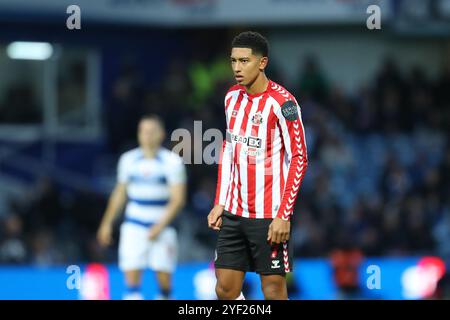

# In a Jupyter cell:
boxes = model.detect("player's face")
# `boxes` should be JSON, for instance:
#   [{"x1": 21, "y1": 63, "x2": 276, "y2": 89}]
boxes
[
  {"x1": 230, "y1": 47, "x2": 267, "y2": 86},
  {"x1": 138, "y1": 119, "x2": 165, "y2": 149}
]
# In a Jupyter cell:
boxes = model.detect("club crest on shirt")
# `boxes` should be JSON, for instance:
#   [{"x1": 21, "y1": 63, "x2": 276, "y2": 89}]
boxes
[{"x1": 251, "y1": 111, "x2": 263, "y2": 125}]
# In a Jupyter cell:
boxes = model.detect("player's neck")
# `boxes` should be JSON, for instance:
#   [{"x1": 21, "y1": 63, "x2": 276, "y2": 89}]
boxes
[
  {"x1": 245, "y1": 73, "x2": 269, "y2": 96},
  {"x1": 141, "y1": 147, "x2": 158, "y2": 158}
]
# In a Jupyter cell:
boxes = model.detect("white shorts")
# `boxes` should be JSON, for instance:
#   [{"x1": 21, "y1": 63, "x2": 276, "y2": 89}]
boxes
[{"x1": 118, "y1": 222, "x2": 178, "y2": 273}]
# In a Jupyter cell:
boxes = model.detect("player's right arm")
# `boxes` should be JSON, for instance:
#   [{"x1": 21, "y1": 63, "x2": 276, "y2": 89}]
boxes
[
  {"x1": 208, "y1": 138, "x2": 232, "y2": 231},
  {"x1": 97, "y1": 153, "x2": 130, "y2": 247},
  {"x1": 97, "y1": 182, "x2": 127, "y2": 247},
  {"x1": 209, "y1": 92, "x2": 234, "y2": 231}
]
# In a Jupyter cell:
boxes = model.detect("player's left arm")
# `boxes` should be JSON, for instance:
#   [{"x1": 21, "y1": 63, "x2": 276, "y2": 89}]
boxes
[
  {"x1": 148, "y1": 157, "x2": 187, "y2": 240},
  {"x1": 268, "y1": 98, "x2": 308, "y2": 244}
]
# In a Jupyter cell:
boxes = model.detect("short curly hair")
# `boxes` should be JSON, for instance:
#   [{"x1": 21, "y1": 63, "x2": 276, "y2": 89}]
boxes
[{"x1": 231, "y1": 31, "x2": 269, "y2": 57}]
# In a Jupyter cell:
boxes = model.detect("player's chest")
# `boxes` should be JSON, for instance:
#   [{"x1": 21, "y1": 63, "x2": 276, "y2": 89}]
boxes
[
  {"x1": 226, "y1": 95, "x2": 276, "y2": 135},
  {"x1": 129, "y1": 160, "x2": 166, "y2": 181},
  {"x1": 226, "y1": 97, "x2": 277, "y2": 157}
]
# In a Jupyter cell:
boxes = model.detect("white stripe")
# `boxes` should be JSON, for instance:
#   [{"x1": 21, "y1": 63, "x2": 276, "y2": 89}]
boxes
[
  {"x1": 277, "y1": 100, "x2": 291, "y2": 197},
  {"x1": 255, "y1": 97, "x2": 274, "y2": 218},
  {"x1": 271, "y1": 123, "x2": 281, "y2": 218},
  {"x1": 240, "y1": 96, "x2": 261, "y2": 218},
  {"x1": 232, "y1": 94, "x2": 248, "y2": 137},
  {"x1": 282, "y1": 155, "x2": 288, "y2": 191},
  {"x1": 277, "y1": 117, "x2": 292, "y2": 160},
  {"x1": 292, "y1": 97, "x2": 307, "y2": 157},
  {"x1": 220, "y1": 90, "x2": 240, "y2": 207},
  {"x1": 127, "y1": 184, "x2": 169, "y2": 201},
  {"x1": 230, "y1": 94, "x2": 248, "y2": 214},
  {"x1": 230, "y1": 161, "x2": 240, "y2": 214},
  {"x1": 225, "y1": 89, "x2": 240, "y2": 105},
  {"x1": 283, "y1": 242, "x2": 290, "y2": 272},
  {"x1": 272, "y1": 97, "x2": 292, "y2": 160},
  {"x1": 239, "y1": 156, "x2": 249, "y2": 217},
  {"x1": 225, "y1": 90, "x2": 241, "y2": 123},
  {"x1": 125, "y1": 202, "x2": 166, "y2": 223},
  {"x1": 218, "y1": 141, "x2": 233, "y2": 205},
  {"x1": 225, "y1": 163, "x2": 235, "y2": 211}
]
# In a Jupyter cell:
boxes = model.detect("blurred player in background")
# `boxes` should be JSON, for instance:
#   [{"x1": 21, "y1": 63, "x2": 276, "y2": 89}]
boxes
[
  {"x1": 97, "y1": 115, "x2": 187, "y2": 300},
  {"x1": 208, "y1": 31, "x2": 308, "y2": 300}
]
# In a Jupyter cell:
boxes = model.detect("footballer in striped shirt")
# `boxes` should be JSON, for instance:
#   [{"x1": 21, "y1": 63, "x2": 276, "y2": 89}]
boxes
[{"x1": 208, "y1": 31, "x2": 308, "y2": 300}]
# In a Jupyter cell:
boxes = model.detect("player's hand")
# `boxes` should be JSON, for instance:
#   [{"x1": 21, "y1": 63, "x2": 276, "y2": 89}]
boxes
[
  {"x1": 148, "y1": 224, "x2": 164, "y2": 240},
  {"x1": 267, "y1": 218, "x2": 290, "y2": 244},
  {"x1": 97, "y1": 223, "x2": 113, "y2": 247},
  {"x1": 207, "y1": 205, "x2": 224, "y2": 231}
]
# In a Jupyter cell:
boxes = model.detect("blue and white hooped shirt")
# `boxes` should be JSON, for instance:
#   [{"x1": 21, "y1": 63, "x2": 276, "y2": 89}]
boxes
[{"x1": 118, "y1": 147, "x2": 186, "y2": 227}]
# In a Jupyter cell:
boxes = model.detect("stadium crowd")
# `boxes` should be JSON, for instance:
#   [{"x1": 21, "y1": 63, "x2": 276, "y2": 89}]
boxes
[{"x1": 0, "y1": 53, "x2": 449, "y2": 269}]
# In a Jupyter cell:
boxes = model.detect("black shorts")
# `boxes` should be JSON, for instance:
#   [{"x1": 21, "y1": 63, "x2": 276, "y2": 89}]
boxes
[{"x1": 214, "y1": 211, "x2": 294, "y2": 275}]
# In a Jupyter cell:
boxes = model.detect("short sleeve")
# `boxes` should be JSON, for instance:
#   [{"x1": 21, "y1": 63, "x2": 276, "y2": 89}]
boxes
[
  {"x1": 117, "y1": 155, "x2": 129, "y2": 184},
  {"x1": 166, "y1": 155, "x2": 187, "y2": 185}
]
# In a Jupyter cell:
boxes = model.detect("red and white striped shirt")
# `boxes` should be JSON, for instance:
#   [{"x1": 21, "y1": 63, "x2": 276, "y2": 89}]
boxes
[{"x1": 214, "y1": 80, "x2": 308, "y2": 221}]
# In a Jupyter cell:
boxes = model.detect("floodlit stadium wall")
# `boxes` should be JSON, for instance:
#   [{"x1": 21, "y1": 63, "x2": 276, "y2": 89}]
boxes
[{"x1": 268, "y1": 30, "x2": 445, "y2": 93}]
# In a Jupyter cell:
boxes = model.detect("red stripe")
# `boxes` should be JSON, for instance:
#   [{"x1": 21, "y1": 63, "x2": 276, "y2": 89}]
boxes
[
  {"x1": 228, "y1": 93, "x2": 243, "y2": 131},
  {"x1": 235, "y1": 97, "x2": 253, "y2": 217},
  {"x1": 264, "y1": 112, "x2": 275, "y2": 219},
  {"x1": 225, "y1": 163, "x2": 235, "y2": 213},
  {"x1": 279, "y1": 150, "x2": 285, "y2": 219},
  {"x1": 234, "y1": 147, "x2": 242, "y2": 216},
  {"x1": 215, "y1": 94, "x2": 239, "y2": 206},
  {"x1": 226, "y1": 93, "x2": 244, "y2": 215},
  {"x1": 225, "y1": 163, "x2": 234, "y2": 212},
  {"x1": 225, "y1": 95, "x2": 232, "y2": 110},
  {"x1": 247, "y1": 96, "x2": 267, "y2": 218},
  {"x1": 296, "y1": 112, "x2": 308, "y2": 202},
  {"x1": 278, "y1": 119, "x2": 298, "y2": 219},
  {"x1": 277, "y1": 113, "x2": 307, "y2": 220},
  {"x1": 214, "y1": 141, "x2": 226, "y2": 204},
  {"x1": 226, "y1": 147, "x2": 238, "y2": 214},
  {"x1": 277, "y1": 122, "x2": 285, "y2": 219}
]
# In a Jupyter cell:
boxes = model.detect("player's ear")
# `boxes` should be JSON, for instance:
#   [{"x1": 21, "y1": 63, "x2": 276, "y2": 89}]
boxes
[{"x1": 259, "y1": 56, "x2": 268, "y2": 71}]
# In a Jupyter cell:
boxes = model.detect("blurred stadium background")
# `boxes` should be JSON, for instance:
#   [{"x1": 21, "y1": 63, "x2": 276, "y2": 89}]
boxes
[{"x1": 0, "y1": 0, "x2": 449, "y2": 300}]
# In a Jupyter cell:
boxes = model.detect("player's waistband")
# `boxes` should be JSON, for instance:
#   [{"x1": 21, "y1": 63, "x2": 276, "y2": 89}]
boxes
[
  {"x1": 128, "y1": 198, "x2": 168, "y2": 206},
  {"x1": 123, "y1": 217, "x2": 175, "y2": 230},
  {"x1": 124, "y1": 217, "x2": 155, "y2": 228}
]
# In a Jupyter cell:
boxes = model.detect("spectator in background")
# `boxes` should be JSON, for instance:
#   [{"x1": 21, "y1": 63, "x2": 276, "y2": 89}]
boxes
[
  {"x1": 106, "y1": 62, "x2": 144, "y2": 153},
  {"x1": 58, "y1": 61, "x2": 87, "y2": 126},
  {"x1": 330, "y1": 234, "x2": 363, "y2": 300},
  {"x1": 297, "y1": 55, "x2": 329, "y2": 103},
  {"x1": 29, "y1": 228, "x2": 62, "y2": 266},
  {"x1": 28, "y1": 176, "x2": 64, "y2": 230},
  {"x1": 380, "y1": 157, "x2": 412, "y2": 203},
  {"x1": 2, "y1": 41, "x2": 450, "y2": 269},
  {"x1": 0, "y1": 84, "x2": 41, "y2": 124},
  {"x1": 375, "y1": 57, "x2": 405, "y2": 99},
  {"x1": 435, "y1": 62, "x2": 450, "y2": 109},
  {"x1": 0, "y1": 214, "x2": 27, "y2": 264},
  {"x1": 353, "y1": 87, "x2": 378, "y2": 134}
]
